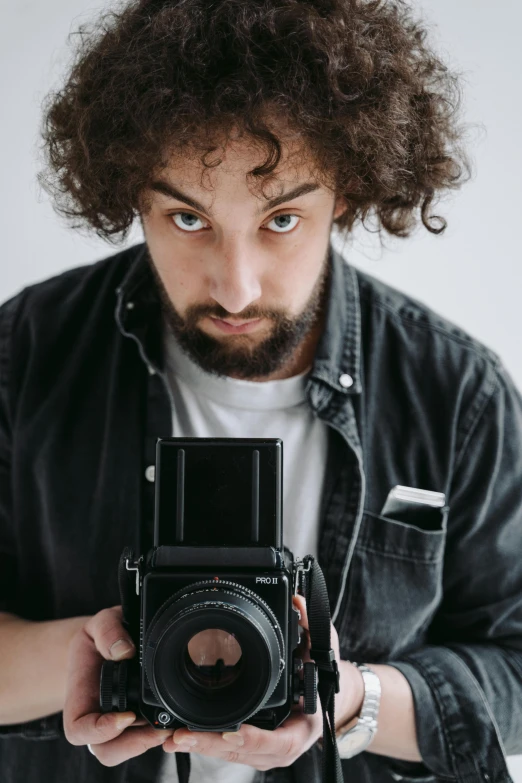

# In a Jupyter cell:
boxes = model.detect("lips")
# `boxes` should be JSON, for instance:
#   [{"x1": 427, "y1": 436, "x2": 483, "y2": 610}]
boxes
[
  {"x1": 208, "y1": 317, "x2": 263, "y2": 334},
  {"x1": 221, "y1": 318, "x2": 255, "y2": 327}
]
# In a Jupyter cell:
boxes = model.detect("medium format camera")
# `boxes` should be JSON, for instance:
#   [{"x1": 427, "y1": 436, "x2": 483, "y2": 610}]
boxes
[{"x1": 100, "y1": 437, "x2": 320, "y2": 732}]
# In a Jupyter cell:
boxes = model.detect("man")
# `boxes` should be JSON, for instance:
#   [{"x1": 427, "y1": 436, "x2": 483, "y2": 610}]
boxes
[{"x1": 1, "y1": 0, "x2": 522, "y2": 782}]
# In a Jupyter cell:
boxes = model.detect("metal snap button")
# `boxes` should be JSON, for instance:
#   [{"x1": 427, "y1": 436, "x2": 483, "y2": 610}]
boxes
[
  {"x1": 339, "y1": 373, "x2": 354, "y2": 389},
  {"x1": 145, "y1": 465, "x2": 155, "y2": 482}
]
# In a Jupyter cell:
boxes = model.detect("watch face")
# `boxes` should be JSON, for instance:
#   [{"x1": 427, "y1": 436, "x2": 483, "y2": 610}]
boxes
[{"x1": 338, "y1": 727, "x2": 373, "y2": 757}]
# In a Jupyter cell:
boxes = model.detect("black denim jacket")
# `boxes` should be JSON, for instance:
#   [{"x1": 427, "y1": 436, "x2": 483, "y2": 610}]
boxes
[{"x1": 1, "y1": 241, "x2": 521, "y2": 783}]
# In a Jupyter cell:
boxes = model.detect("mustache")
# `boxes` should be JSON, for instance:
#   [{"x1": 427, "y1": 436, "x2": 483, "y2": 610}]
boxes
[{"x1": 184, "y1": 302, "x2": 287, "y2": 325}]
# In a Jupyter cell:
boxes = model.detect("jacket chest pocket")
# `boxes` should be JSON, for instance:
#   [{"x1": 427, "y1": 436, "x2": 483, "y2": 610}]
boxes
[{"x1": 337, "y1": 509, "x2": 447, "y2": 661}]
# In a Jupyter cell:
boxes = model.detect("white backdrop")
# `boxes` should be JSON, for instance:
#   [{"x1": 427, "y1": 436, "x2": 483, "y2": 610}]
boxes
[{"x1": 1, "y1": 0, "x2": 521, "y2": 778}]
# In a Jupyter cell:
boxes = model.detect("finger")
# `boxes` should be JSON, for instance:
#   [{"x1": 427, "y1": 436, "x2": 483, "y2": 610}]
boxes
[
  {"x1": 84, "y1": 605, "x2": 136, "y2": 662},
  {"x1": 330, "y1": 621, "x2": 341, "y2": 659},
  {"x1": 64, "y1": 606, "x2": 137, "y2": 747},
  {"x1": 88, "y1": 725, "x2": 173, "y2": 767},
  {"x1": 293, "y1": 594, "x2": 342, "y2": 666},
  {"x1": 293, "y1": 595, "x2": 341, "y2": 661},
  {"x1": 166, "y1": 713, "x2": 319, "y2": 759},
  {"x1": 163, "y1": 746, "x2": 292, "y2": 772},
  {"x1": 292, "y1": 594, "x2": 308, "y2": 630},
  {"x1": 63, "y1": 625, "x2": 137, "y2": 746}
]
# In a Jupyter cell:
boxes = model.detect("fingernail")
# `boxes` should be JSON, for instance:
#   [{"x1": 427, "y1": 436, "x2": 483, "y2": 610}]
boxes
[
  {"x1": 115, "y1": 714, "x2": 136, "y2": 731},
  {"x1": 222, "y1": 732, "x2": 244, "y2": 746},
  {"x1": 174, "y1": 735, "x2": 197, "y2": 746},
  {"x1": 110, "y1": 639, "x2": 135, "y2": 660}
]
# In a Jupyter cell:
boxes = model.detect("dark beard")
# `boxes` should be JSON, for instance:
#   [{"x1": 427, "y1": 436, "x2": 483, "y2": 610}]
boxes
[{"x1": 144, "y1": 246, "x2": 331, "y2": 380}]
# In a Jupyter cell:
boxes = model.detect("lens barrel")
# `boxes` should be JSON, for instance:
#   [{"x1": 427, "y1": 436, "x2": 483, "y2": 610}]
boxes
[{"x1": 144, "y1": 581, "x2": 285, "y2": 729}]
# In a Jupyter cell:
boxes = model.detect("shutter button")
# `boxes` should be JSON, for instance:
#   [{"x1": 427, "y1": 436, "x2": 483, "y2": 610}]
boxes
[
  {"x1": 339, "y1": 373, "x2": 354, "y2": 389},
  {"x1": 145, "y1": 465, "x2": 155, "y2": 482}
]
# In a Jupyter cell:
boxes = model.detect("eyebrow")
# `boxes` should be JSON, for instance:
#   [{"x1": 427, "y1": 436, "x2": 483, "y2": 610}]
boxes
[{"x1": 149, "y1": 180, "x2": 321, "y2": 217}]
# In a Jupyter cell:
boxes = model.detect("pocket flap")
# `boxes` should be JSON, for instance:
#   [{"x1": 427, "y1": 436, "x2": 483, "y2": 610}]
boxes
[{"x1": 378, "y1": 500, "x2": 449, "y2": 532}]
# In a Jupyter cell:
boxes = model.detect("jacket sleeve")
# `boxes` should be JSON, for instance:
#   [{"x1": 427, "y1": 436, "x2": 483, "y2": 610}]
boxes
[
  {"x1": 383, "y1": 356, "x2": 522, "y2": 783},
  {"x1": 0, "y1": 294, "x2": 63, "y2": 741},
  {"x1": 0, "y1": 296, "x2": 16, "y2": 614}
]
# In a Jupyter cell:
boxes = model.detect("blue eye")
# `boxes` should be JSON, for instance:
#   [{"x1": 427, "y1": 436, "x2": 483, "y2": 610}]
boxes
[
  {"x1": 172, "y1": 212, "x2": 206, "y2": 232},
  {"x1": 266, "y1": 214, "x2": 300, "y2": 233},
  {"x1": 170, "y1": 211, "x2": 300, "y2": 234}
]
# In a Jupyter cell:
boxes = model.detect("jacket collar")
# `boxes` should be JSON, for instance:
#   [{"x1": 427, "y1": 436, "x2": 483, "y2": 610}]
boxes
[
  {"x1": 114, "y1": 240, "x2": 362, "y2": 395},
  {"x1": 310, "y1": 242, "x2": 362, "y2": 395},
  {"x1": 115, "y1": 242, "x2": 155, "y2": 311}
]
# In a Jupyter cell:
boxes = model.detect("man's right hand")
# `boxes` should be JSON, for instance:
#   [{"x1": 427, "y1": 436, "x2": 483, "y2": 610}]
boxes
[{"x1": 63, "y1": 605, "x2": 173, "y2": 766}]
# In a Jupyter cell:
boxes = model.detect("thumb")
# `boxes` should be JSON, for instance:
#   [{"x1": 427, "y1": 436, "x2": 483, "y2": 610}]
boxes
[{"x1": 292, "y1": 594, "x2": 309, "y2": 630}]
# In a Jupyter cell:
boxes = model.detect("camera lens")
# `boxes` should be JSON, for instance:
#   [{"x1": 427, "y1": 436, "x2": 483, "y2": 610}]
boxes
[
  {"x1": 185, "y1": 629, "x2": 243, "y2": 689},
  {"x1": 144, "y1": 581, "x2": 284, "y2": 729}
]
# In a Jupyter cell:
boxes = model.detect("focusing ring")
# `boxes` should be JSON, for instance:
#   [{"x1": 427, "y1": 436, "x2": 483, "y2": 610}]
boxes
[
  {"x1": 99, "y1": 660, "x2": 128, "y2": 713},
  {"x1": 150, "y1": 579, "x2": 281, "y2": 631},
  {"x1": 117, "y1": 660, "x2": 128, "y2": 711},
  {"x1": 100, "y1": 661, "x2": 115, "y2": 712},
  {"x1": 302, "y1": 661, "x2": 318, "y2": 714}
]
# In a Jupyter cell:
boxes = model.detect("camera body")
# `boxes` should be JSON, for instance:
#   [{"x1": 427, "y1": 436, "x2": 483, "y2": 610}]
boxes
[{"x1": 100, "y1": 438, "x2": 316, "y2": 733}]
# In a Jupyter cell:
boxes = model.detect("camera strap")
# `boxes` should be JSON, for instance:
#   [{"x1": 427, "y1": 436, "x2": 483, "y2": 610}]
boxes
[{"x1": 302, "y1": 554, "x2": 345, "y2": 783}]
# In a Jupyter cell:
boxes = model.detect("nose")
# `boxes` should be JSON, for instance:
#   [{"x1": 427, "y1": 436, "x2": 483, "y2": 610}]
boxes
[{"x1": 207, "y1": 243, "x2": 262, "y2": 314}]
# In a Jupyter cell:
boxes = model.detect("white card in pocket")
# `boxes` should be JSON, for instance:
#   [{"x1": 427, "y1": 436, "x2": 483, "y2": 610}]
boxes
[{"x1": 380, "y1": 485, "x2": 447, "y2": 531}]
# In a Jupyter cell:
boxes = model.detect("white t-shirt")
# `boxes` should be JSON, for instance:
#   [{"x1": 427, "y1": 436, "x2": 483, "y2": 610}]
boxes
[{"x1": 159, "y1": 326, "x2": 329, "y2": 783}]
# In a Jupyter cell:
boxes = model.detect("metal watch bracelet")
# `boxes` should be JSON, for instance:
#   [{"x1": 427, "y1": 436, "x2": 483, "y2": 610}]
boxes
[{"x1": 335, "y1": 663, "x2": 382, "y2": 759}]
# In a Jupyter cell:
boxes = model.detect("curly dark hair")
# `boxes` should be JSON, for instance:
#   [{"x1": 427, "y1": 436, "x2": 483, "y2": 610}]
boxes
[{"x1": 37, "y1": 0, "x2": 471, "y2": 244}]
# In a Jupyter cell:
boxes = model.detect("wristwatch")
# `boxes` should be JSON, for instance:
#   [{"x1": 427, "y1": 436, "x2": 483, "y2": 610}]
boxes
[{"x1": 336, "y1": 663, "x2": 381, "y2": 759}]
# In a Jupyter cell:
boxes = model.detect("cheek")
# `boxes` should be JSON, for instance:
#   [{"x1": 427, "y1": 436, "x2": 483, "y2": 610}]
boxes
[
  {"x1": 156, "y1": 248, "x2": 202, "y2": 293},
  {"x1": 144, "y1": 215, "x2": 196, "y2": 281},
  {"x1": 274, "y1": 253, "x2": 323, "y2": 306}
]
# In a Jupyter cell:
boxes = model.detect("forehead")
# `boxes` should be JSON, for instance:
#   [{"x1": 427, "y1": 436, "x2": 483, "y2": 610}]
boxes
[{"x1": 158, "y1": 133, "x2": 329, "y2": 203}]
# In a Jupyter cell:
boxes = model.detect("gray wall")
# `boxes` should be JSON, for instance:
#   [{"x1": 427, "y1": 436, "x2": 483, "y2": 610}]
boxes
[{"x1": 1, "y1": 0, "x2": 521, "y2": 777}]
